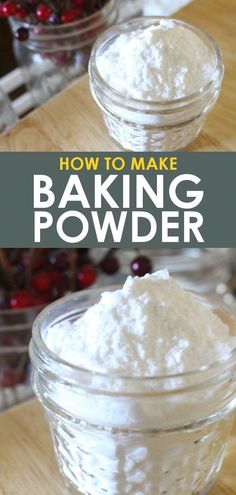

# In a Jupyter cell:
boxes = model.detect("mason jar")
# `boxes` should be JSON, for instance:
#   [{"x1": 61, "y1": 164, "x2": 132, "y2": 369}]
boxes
[
  {"x1": 30, "y1": 288, "x2": 236, "y2": 495},
  {"x1": 10, "y1": 0, "x2": 118, "y2": 106},
  {"x1": 89, "y1": 17, "x2": 224, "y2": 151}
]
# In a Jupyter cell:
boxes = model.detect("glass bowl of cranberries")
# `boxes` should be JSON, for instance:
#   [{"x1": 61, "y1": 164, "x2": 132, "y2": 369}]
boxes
[
  {"x1": 0, "y1": 248, "x2": 66, "y2": 410},
  {"x1": 4, "y1": 0, "x2": 119, "y2": 105},
  {"x1": 0, "y1": 247, "x2": 124, "y2": 410}
]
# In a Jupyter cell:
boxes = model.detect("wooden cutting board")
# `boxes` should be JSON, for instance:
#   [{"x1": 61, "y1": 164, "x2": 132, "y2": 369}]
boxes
[
  {"x1": 0, "y1": 399, "x2": 236, "y2": 495},
  {"x1": 0, "y1": 0, "x2": 235, "y2": 152}
]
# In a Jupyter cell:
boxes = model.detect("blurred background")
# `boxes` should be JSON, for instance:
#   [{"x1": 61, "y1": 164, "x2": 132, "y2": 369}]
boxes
[
  {"x1": 0, "y1": 0, "x2": 192, "y2": 131},
  {"x1": 0, "y1": 1, "x2": 235, "y2": 413},
  {"x1": 0, "y1": 247, "x2": 235, "y2": 413}
]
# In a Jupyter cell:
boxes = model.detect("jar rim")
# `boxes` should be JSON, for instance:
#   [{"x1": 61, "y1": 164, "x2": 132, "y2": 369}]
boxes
[
  {"x1": 31, "y1": 286, "x2": 236, "y2": 390},
  {"x1": 10, "y1": 0, "x2": 117, "y2": 38},
  {"x1": 89, "y1": 16, "x2": 224, "y2": 108}
]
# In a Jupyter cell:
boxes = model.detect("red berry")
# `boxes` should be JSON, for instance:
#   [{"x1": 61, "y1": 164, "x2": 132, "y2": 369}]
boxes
[
  {"x1": 22, "y1": 249, "x2": 44, "y2": 271},
  {"x1": 61, "y1": 7, "x2": 81, "y2": 23},
  {"x1": 73, "y1": 0, "x2": 85, "y2": 7},
  {"x1": 36, "y1": 3, "x2": 52, "y2": 21},
  {"x1": 77, "y1": 265, "x2": 97, "y2": 288},
  {"x1": 15, "y1": 4, "x2": 27, "y2": 18},
  {"x1": 1, "y1": 2, "x2": 18, "y2": 16},
  {"x1": 49, "y1": 269, "x2": 62, "y2": 288},
  {"x1": 32, "y1": 270, "x2": 51, "y2": 293},
  {"x1": 10, "y1": 290, "x2": 34, "y2": 309},
  {"x1": 101, "y1": 256, "x2": 120, "y2": 275},
  {"x1": 131, "y1": 256, "x2": 152, "y2": 277}
]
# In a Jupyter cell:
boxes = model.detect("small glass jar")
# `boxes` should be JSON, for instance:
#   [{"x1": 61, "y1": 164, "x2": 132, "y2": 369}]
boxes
[
  {"x1": 10, "y1": 0, "x2": 118, "y2": 106},
  {"x1": 30, "y1": 289, "x2": 236, "y2": 495},
  {"x1": 89, "y1": 17, "x2": 224, "y2": 151}
]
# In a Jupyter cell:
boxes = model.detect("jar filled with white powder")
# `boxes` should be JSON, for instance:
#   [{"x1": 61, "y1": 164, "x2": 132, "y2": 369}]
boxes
[
  {"x1": 89, "y1": 17, "x2": 224, "y2": 151},
  {"x1": 30, "y1": 270, "x2": 236, "y2": 495}
]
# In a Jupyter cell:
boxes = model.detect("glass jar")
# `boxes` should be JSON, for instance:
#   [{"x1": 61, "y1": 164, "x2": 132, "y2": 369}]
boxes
[
  {"x1": 10, "y1": 0, "x2": 118, "y2": 106},
  {"x1": 30, "y1": 289, "x2": 236, "y2": 495},
  {"x1": 0, "y1": 303, "x2": 45, "y2": 411},
  {"x1": 89, "y1": 17, "x2": 224, "y2": 151}
]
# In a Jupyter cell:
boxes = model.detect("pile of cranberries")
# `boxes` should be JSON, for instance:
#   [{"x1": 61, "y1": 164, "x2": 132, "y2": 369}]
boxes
[
  {"x1": 0, "y1": 0, "x2": 108, "y2": 41},
  {"x1": 0, "y1": 248, "x2": 152, "y2": 311}
]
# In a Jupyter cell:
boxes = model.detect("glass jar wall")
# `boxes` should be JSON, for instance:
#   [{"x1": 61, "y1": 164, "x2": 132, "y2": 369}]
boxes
[{"x1": 30, "y1": 289, "x2": 236, "y2": 495}]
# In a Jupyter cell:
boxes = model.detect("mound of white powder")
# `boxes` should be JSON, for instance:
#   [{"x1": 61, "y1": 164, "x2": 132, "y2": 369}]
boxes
[
  {"x1": 45, "y1": 269, "x2": 234, "y2": 377},
  {"x1": 97, "y1": 20, "x2": 215, "y2": 100}
]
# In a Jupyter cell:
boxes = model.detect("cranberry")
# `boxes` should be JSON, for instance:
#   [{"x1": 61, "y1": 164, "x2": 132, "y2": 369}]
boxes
[
  {"x1": 101, "y1": 255, "x2": 120, "y2": 275},
  {"x1": 131, "y1": 256, "x2": 152, "y2": 277},
  {"x1": 77, "y1": 265, "x2": 97, "y2": 288},
  {"x1": 22, "y1": 249, "x2": 44, "y2": 271},
  {"x1": 16, "y1": 4, "x2": 28, "y2": 18},
  {"x1": 61, "y1": 7, "x2": 82, "y2": 23},
  {"x1": 36, "y1": 3, "x2": 52, "y2": 21},
  {"x1": 32, "y1": 270, "x2": 52, "y2": 293},
  {"x1": 1, "y1": 369, "x2": 23, "y2": 388},
  {"x1": 15, "y1": 26, "x2": 29, "y2": 41},
  {"x1": 10, "y1": 290, "x2": 34, "y2": 309},
  {"x1": 1, "y1": 2, "x2": 18, "y2": 16},
  {"x1": 73, "y1": 0, "x2": 85, "y2": 6},
  {"x1": 49, "y1": 269, "x2": 62, "y2": 288}
]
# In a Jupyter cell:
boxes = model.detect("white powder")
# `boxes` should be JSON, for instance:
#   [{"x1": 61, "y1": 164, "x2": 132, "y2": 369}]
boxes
[
  {"x1": 42, "y1": 270, "x2": 236, "y2": 495},
  {"x1": 45, "y1": 269, "x2": 233, "y2": 377},
  {"x1": 97, "y1": 20, "x2": 215, "y2": 100}
]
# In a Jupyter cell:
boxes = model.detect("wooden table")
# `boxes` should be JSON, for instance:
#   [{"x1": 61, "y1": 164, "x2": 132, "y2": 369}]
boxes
[
  {"x1": 0, "y1": 0, "x2": 235, "y2": 151},
  {"x1": 0, "y1": 399, "x2": 236, "y2": 495}
]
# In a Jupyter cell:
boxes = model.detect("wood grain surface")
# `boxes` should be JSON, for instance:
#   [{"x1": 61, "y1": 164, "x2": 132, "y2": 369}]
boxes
[
  {"x1": 0, "y1": 399, "x2": 236, "y2": 495},
  {"x1": 0, "y1": 0, "x2": 235, "y2": 151}
]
